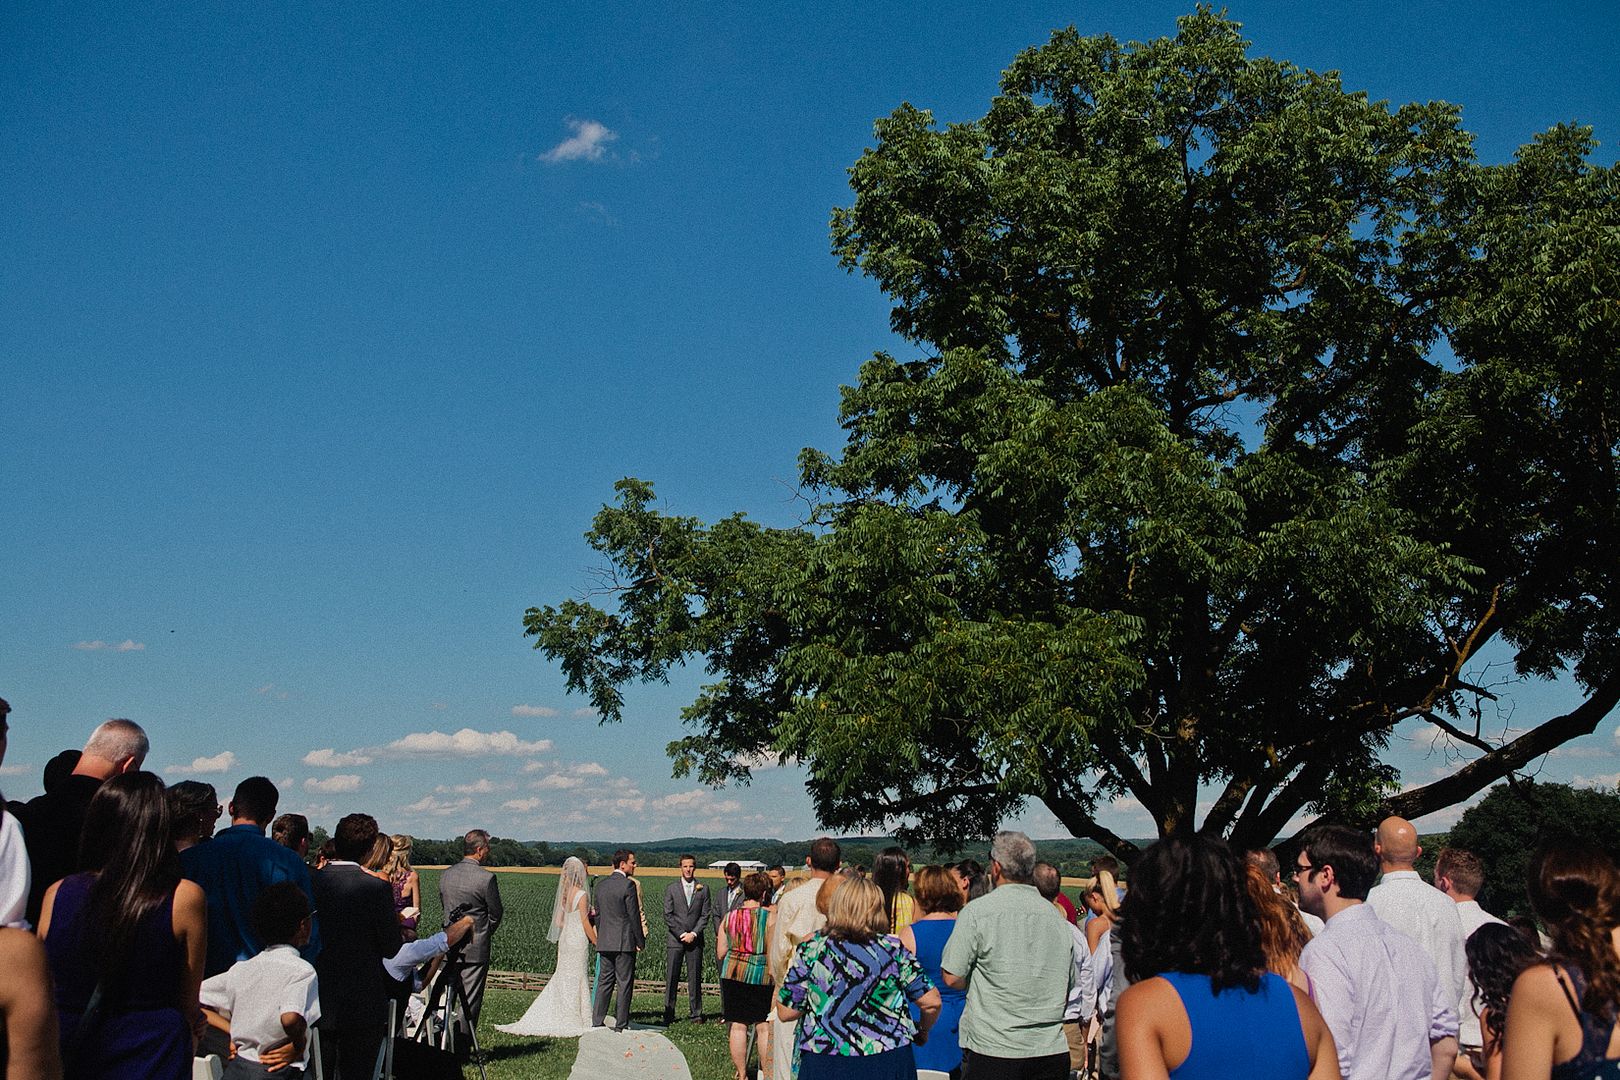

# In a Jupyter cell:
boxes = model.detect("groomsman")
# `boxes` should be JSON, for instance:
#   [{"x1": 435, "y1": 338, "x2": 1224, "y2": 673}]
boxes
[
  {"x1": 662, "y1": 854, "x2": 711, "y2": 1024},
  {"x1": 721, "y1": 862, "x2": 744, "y2": 914}
]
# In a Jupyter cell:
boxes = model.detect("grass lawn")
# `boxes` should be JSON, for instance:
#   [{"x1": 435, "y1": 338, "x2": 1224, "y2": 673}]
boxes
[{"x1": 472, "y1": 989, "x2": 739, "y2": 1080}]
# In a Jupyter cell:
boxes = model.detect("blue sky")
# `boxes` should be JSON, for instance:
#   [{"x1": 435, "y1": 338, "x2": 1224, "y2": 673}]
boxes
[{"x1": 4, "y1": 2, "x2": 1618, "y2": 844}]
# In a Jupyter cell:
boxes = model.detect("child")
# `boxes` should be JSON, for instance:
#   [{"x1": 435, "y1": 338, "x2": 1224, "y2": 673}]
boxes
[{"x1": 201, "y1": 882, "x2": 321, "y2": 1078}]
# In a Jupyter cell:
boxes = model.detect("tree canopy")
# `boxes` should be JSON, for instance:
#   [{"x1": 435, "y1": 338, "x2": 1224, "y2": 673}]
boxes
[
  {"x1": 526, "y1": 10, "x2": 1620, "y2": 858},
  {"x1": 1445, "y1": 783, "x2": 1620, "y2": 917}
]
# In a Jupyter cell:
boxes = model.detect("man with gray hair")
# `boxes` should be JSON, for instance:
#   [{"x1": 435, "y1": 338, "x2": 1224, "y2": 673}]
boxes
[
  {"x1": 17, "y1": 717, "x2": 148, "y2": 924},
  {"x1": 942, "y1": 831, "x2": 1074, "y2": 1079}
]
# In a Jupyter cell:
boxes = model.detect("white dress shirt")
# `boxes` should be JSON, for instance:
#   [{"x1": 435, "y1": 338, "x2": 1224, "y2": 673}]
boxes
[
  {"x1": 1453, "y1": 898, "x2": 1506, "y2": 1048},
  {"x1": 0, "y1": 810, "x2": 31, "y2": 929},
  {"x1": 1300, "y1": 903, "x2": 1459, "y2": 1080},
  {"x1": 200, "y1": 944, "x2": 322, "y2": 1066},
  {"x1": 1368, "y1": 870, "x2": 1467, "y2": 1008}
]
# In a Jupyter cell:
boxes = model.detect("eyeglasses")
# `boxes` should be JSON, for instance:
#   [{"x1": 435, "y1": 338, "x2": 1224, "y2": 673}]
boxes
[{"x1": 1292, "y1": 861, "x2": 1321, "y2": 880}]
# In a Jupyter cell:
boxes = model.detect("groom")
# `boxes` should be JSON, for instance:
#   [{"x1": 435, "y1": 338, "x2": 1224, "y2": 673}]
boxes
[{"x1": 592, "y1": 848, "x2": 645, "y2": 1031}]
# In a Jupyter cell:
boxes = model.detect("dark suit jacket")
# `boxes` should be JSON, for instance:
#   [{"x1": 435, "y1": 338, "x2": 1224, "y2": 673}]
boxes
[
  {"x1": 595, "y1": 871, "x2": 646, "y2": 953},
  {"x1": 310, "y1": 863, "x2": 398, "y2": 1033},
  {"x1": 16, "y1": 774, "x2": 102, "y2": 926},
  {"x1": 438, "y1": 857, "x2": 503, "y2": 964},
  {"x1": 663, "y1": 878, "x2": 711, "y2": 942}
]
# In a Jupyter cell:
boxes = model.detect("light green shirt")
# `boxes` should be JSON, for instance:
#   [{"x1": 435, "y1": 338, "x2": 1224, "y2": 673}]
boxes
[{"x1": 940, "y1": 882, "x2": 1073, "y2": 1059}]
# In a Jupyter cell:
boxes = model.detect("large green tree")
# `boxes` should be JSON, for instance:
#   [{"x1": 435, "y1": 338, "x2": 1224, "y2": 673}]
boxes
[{"x1": 526, "y1": 11, "x2": 1620, "y2": 858}]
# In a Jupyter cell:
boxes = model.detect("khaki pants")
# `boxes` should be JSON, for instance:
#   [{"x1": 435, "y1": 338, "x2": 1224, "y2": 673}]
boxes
[{"x1": 1063, "y1": 1020, "x2": 1088, "y2": 1073}]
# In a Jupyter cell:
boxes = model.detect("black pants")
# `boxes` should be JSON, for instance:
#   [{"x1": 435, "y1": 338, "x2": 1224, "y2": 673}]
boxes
[
  {"x1": 315, "y1": 1023, "x2": 384, "y2": 1080},
  {"x1": 960, "y1": 1048, "x2": 1070, "y2": 1080},
  {"x1": 664, "y1": 937, "x2": 704, "y2": 1019},
  {"x1": 593, "y1": 950, "x2": 637, "y2": 1029}
]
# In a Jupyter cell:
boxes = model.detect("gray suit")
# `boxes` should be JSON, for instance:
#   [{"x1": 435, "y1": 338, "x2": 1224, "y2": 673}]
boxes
[
  {"x1": 438, "y1": 857, "x2": 503, "y2": 1035},
  {"x1": 662, "y1": 878, "x2": 711, "y2": 1021},
  {"x1": 592, "y1": 870, "x2": 645, "y2": 1029}
]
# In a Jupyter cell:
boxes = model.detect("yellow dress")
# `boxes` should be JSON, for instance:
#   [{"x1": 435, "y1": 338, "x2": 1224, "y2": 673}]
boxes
[{"x1": 890, "y1": 890, "x2": 916, "y2": 934}]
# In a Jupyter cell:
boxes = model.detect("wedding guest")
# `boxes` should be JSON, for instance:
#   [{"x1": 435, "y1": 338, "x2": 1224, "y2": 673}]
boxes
[
  {"x1": 311, "y1": 813, "x2": 399, "y2": 1078},
  {"x1": 1245, "y1": 863, "x2": 1314, "y2": 993},
  {"x1": 1367, "y1": 817, "x2": 1467, "y2": 1009},
  {"x1": 0, "y1": 697, "x2": 31, "y2": 930},
  {"x1": 955, "y1": 860, "x2": 990, "y2": 903},
  {"x1": 873, "y1": 846, "x2": 916, "y2": 934},
  {"x1": 314, "y1": 838, "x2": 337, "y2": 871},
  {"x1": 719, "y1": 871, "x2": 774, "y2": 1080},
  {"x1": 385, "y1": 834, "x2": 421, "y2": 941},
  {"x1": 778, "y1": 877, "x2": 940, "y2": 1079},
  {"x1": 1116, "y1": 835, "x2": 1338, "y2": 1079},
  {"x1": 1435, "y1": 847, "x2": 1507, "y2": 1077},
  {"x1": 272, "y1": 814, "x2": 312, "y2": 860},
  {"x1": 18, "y1": 718, "x2": 148, "y2": 925},
  {"x1": 1035, "y1": 861, "x2": 1092, "y2": 1076},
  {"x1": 898, "y1": 865, "x2": 967, "y2": 1077},
  {"x1": 1295, "y1": 824, "x2": 1458, "y2": 1080},
  {"x1": 1501, "y1": 844, "x2": 1620, "y2": 1077},
  {"x1": 940, "y1": 831, "x2": 1073, "y2": 1079},
  {"x1": 361, "y1": 833, "x2": 390, "y2": 880},
  {"x1": 723, "y1": 862, "x2": 745, "y2": 914},
  {"x1": 1463, "y1": 922, "x2": 1537, "y2": 1080},
  {"x1": 39, "y1": 771, "x2": 206, "y2": 1080},
  {"x1": 181, "y1": 776, "x2": 321, "y2": 977},
  {"x1": 769, "y1": 837, "x2": 842, "y2": 1080},
  {"x1": 167, "y1": 781, "x2": 220, "y2": 852},
  {"x1": 200, "y1": 882, "x2": 320, "y2": 1078}
]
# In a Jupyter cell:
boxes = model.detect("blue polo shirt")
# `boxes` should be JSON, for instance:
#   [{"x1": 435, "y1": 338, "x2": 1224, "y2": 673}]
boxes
[{"x1": 181, "y1": 823, "x2": 322, "y2": 976}]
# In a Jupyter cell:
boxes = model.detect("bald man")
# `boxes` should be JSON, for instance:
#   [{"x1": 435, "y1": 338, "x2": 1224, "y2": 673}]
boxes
[{"x1": 1366, "y1": 816, "x2": 1466, "y2": 1009}]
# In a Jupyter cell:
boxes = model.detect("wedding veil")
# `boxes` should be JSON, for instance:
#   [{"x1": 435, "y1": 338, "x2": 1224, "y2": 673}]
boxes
[{"x1": 549, "y1": 856, "x2": 589, "y2": 943}]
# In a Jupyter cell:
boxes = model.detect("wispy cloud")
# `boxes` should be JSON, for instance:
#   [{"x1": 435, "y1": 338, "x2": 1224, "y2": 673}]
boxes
[
  {"x1": 571, "y1": 761, "x2": 609, "y2": 777},
  {"x1": 73, "y1": 639, "x2": 145, "y2": 652},
  {"x1": 540, "y1": 118, "x2": 617, "y2": 164},
  {"x1": 255, "y1": 683, "x2": 289, "y2": 700},
  {"x1": 571, "y1": 707, "x2": 596, "y2": 719},
  {"x1": 168, "y1": 751, "x2": 237, "y2": 775},
  {"x1": 503, "y1": 798, "x2": 544, "y2": 814},
  {"x1": 577, "y1": 201, "x2": 619, "y2": 227},
  {"x1": 403, "y1": 794, "x2": 473, "y2": 817},
  {"x1": 531, "y1": 773, "x2": 585, "y2": 790},
  {"x1": 653, "y1": 788, "x2": 742, "y2": 815},
  {"x1": 303, "y1": 748, "x2": 374, "y2": 768},
  {"x1": 0, "y1": 764, "x2": 30, "y2": 777},
  {"x1": 437, "y1": 779, "x2": 497, "y2": 795},
  {"x1": 305, "y1": 775, "x2": 364, "y2": 794},
  {"x1": 385, "y1": 728, "x2": 553, "y2": 757},
  {"x1": 512, "y1": 704, "x2": 557, "y2": 718},
  {"x1": 1574, "y1": 772, "x2": 1620, "y2": 790}
]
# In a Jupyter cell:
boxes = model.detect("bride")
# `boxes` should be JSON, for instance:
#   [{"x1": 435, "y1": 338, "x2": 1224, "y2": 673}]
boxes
[{"x1": 496, "y1": 856, "x2": 596, "y2": 1037}]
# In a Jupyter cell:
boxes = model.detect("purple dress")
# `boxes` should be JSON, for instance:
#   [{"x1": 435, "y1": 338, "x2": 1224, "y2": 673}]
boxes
[{"x1": 46, "y1": 872, "x2": 191, "y2": 1079}]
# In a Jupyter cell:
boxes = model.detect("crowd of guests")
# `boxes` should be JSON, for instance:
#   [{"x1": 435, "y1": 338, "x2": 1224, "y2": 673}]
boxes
[
  {"x1": 6, "y1": 699, "x2": 1620, "y2": 1080},
  {"x1": 0, "y1": 707, "x2": 495, "y2": 1079}
]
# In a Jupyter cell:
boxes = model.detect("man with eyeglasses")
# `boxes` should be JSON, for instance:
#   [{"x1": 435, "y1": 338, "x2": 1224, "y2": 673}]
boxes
[{"x1": 1295, "y1": 825, "x2": 1459, "y2": 1080}]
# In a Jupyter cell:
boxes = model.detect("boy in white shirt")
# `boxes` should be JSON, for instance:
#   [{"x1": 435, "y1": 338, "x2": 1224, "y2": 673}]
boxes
[{"x1": 202, "y1": 882, "x2": 321, "y2": 1078}]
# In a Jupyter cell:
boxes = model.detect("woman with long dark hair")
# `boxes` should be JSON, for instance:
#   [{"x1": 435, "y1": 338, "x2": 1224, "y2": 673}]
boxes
[
  {"x1": 1465, "y1": 921, "x2": 1539, "y2": 1080},
  {"x1": 1502, "y1": 844, "x2": 1620, "y2": 1078},
  {"x1": 872, "y1": 847, "x2": 914, "y2": 934},
  {"x1": 39, "y1": 772, "x2": 207, "y2": 1079},
  {"x1": 1115, "y1": 836, "x2": 1337, "y2": 1079}
]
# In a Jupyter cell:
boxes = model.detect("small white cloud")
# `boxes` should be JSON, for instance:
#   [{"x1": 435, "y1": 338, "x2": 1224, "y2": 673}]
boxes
[
  {"x1": 1574, "y1": 772, "x2": 1620, "y2": 790},
  {"x1": 403, "y1": 794, "x2": 473, "y2": 817},
  {"x1": 168, "y1": 751, "x2": 237, "y2": 775},
  {"x1": 571, "y1": 707, "x2": 596, "y2": 719},
  {"x1": 430, "y1": 701, "x2": 449, "y2": 710},
  {"x1": 437, "y1": 779, "x2": 497, "y2": 795},
  {"x1": 256, "y1": 683, "x2": 275, "y2": 695},
  {"x1": 540, "y1": 118, "x2": 617, "y2": 164},
  {"x1": 531, "y1": 773, "x2": 585, "y2": 791},
  {"x1": 512, "y1": 704, "x2": 558, "y2": 718},
  {"x1": 653, "y1": 789, "x2": 742, "y2": 815},
  {"x1": 0, "y1": 764, "x2": 30, "y2": 777},
  {"x1": 503, "y1": 798, "x2": 544, "y2": 813},
  {"x1": 74, "y1": 639, "x2": 146, "y2": 652},
  {"x1": 303, "y1": 748, "x2": 374, "y2": 768},
  {"x1": 521, "y1": 760, "x2": 550, "y2": 773},
  {"x1": 585, "y1": 795, "x2": 646, "y2": 817},
  {"x1": 385, "y1": 728, "x2": 553, "y2": 757},
  {"x1": 305, "y1": 775, "x2": 364, "y2": 794},
  {"x1": 570, "y1": 761, "x2": 609, "y2": 777}
]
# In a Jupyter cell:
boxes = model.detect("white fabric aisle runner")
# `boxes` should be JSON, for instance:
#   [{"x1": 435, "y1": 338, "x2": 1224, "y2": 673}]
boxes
[{"x1": 569, "y1": 1024, "x2": 693, "y2": 1080}]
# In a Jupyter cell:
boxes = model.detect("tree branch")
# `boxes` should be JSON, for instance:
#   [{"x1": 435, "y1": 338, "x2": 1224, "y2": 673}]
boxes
[
  {"x1": 1379, "y1": 670, "x2": 1620, "y2": 821},
  {"x1": 1417, "y1": 710, "x2": 1496, "y2": 755}
]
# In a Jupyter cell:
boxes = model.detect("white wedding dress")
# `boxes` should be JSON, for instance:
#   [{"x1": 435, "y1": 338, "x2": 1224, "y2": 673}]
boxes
[{"x1": 495, "y1": 892, "x2": 594, "y2": 1037}]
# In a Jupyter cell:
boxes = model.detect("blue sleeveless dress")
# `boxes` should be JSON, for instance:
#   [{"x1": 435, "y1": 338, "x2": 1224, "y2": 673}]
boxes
[
  {"x1": 45, "y1": 872, "x2": 191, "y2": 1080},
  {"x1": 908, "y1": 919, "x2": 966, "y2": 1074},
  {"x1": 1551, "y1": 965, "x2": 1620, "y2": 1080},
  {"x1": 1161, "y1": 970, "x2": 1309, "y2": 1080}
]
